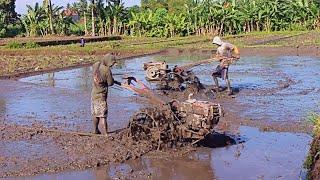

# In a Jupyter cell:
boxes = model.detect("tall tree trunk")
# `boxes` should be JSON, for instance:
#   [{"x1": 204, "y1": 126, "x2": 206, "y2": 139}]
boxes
[
  {"x1": 84, "y1": 11, "x2": 88, "y2": 35},
  {"x1": 91, "y1": 0, "x2": 95, "y2": 36},
  {"x1": 104, "y1": 23, "x2": 107, "y2": 36},
  {"x1": 113, "y1": 16, "x2": 117, "y2": 35},
  {"x1": 122, "y1": 24, "x2": 125, "y2": 35},
  {"x1": 108, "y1": 21, "x2": 111, "y2": 35},
  {"x1": 45, "y1": 0, "x2": 54, "y2": 34},
  {"x1": 99, "y1": 19, "x2": 103, "y2": 36},
  {"x1": 219, "y1": 22, "x2": 224, "y2": 35},
  {"x1": 187, "y1": 25, "x2": 190, "y2": 36}
]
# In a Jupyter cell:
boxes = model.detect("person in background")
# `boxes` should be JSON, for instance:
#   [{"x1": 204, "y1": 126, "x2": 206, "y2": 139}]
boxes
[{"x1": 80, "y1": 37, "x2": 85, "y2": 47}]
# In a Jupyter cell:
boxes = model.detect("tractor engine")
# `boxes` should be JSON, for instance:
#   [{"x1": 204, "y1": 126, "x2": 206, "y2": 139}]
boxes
[
  {"x1": 143, "y1": 61, "x2": 203, "y2": 91},
  {"x1": 143, "y1": 61, "x2": 168, "y2": 81},
  {"x1": 172, "y1": 99, "x2": 222, "y2": 139},
  {"x1": 128, "y1": 98, "x2": 222, "y2": 149}
]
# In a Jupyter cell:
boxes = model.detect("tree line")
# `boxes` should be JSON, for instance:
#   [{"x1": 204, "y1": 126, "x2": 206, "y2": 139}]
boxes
[{"x1": 0, "y1": 0, "x2": 319, "y2": 38}]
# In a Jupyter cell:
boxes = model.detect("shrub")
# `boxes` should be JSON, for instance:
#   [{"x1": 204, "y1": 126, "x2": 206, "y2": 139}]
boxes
[
  {"x1": 5, "y1": 41, "x2": 22, "y2": 49},
  {"x1": 0, "y1": 28, "x2": 6, "y2": 38},
  {"x1": 6, "y1": 24, "x2": 24, "y2": 37},
  {"x1": 307, "y1": 113, "x2": 320, "y2": 136},
  {"x1": 110, "y1": 41, "x2": 120, "y2": 49},
  {"x1": 69, "y1": 23, "x2": 85, "y2": 36},
  {"x1": 24, "y1": 41, "x2": 40, "y2": 49}
]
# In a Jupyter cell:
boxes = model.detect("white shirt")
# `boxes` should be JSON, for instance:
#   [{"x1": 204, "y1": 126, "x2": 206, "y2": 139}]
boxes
[{"x1": 217, "y1": 42, "x2": 235, "y2": 58}]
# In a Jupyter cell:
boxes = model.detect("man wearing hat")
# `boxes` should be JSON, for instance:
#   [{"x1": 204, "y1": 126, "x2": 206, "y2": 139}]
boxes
[
  {"x1": 91, "y1": 54, "x2": 122, "y2": 135},
  {"x1": 211, "y1": 36, "x2": 240, "y2": 95}
]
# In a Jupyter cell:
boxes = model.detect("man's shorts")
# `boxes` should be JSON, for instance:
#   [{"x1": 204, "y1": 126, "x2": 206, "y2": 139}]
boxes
[
  {"x1": 91, "y1": 98, "x2": 108, "y2": 118},
  {"x1": 212, "y1": 65, "x2": 228, "y2": 80}
]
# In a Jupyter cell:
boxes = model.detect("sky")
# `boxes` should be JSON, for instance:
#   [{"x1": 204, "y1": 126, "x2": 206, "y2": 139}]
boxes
[{"x1": 16, "y1": 0, "x2": 141, "y2": 15}]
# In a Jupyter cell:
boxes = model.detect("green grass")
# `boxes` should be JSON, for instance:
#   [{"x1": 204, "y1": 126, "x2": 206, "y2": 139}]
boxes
[
  {"x1": 5, "y1": 41, "x2": 23, "y2": 49},
  {"x1": 307, "y1": 112, "x2": 320, "y2": 136},
  {"x1": 24, "y1": 41, "x2": 40, "y2": 49},
  {"x1": 4, "y1": 41, "x2": 40, "y2": 49},
  {"x1": 1, "y1": 31, "x2": 320, "y2": 54},
  {"x1": 1, "y1": 31, "x2": 320, "y2": 77}
]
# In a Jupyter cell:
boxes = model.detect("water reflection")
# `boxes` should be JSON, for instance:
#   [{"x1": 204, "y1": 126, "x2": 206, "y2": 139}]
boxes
[
  {"x1": 47, "y1": 72, "x2": 55, "y2": 87},
  {"x1": 0, "y1": 98, "x2": 6, "y2": 118},
  {"x1": 211, "y1": 126, "x2": 311, "y2": 179}
]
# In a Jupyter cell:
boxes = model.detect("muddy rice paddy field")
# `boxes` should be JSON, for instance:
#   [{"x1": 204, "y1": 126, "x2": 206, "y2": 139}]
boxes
[{"x1": 0, "y1": 46, "x2": 319, "y2": 179}]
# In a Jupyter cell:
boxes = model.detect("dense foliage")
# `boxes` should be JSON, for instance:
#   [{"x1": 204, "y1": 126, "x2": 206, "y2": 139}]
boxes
[
  {"x1": 2, "y1": 0, "x2": 320, "y2": 37},
  {"x1": 134, "y1": 0, "x2": 320, "y2": 37},
  {"x1": 0, "y1": 0, "x2": 20, "y2": 37}
]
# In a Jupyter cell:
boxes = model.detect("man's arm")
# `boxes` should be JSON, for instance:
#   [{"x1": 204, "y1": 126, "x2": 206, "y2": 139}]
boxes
[
  {"x1": 114, "y1": 80, "x2": 122, "y2": 86},
  {"x1": 105, "y1": 68, "x2": 115, "y2": 86},
  {"x1": 232, "y1": 46, "x2": 240, "y2": 59}
]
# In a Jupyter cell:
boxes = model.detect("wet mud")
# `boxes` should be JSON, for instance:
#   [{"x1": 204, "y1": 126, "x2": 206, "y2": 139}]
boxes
[
  {"x1": 0, "y1": 123, "x2": 154, "y2": 177},
  {"x1": 1, "y1": 52, "x2": 319, "y2": 178},
  {"x1": 307, "y1": 135, "x2": 320, "y2": 180}
]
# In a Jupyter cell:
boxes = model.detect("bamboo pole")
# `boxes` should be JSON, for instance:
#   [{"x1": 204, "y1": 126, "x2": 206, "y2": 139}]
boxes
[{"x1": 178, "y1": 57, "x2": 237, "y2": 70}]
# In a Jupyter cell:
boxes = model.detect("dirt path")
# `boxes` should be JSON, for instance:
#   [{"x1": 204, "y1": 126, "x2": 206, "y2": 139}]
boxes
[{"x1": 0, "y1": 36, "x2": 121, "y2": 46}]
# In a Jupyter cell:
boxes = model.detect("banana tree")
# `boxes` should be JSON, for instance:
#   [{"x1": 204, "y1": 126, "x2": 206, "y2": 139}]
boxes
[
  {"x1": 107, "y1": 1, "x2": 126, "y2": 35},
  {"x1": 55, "y1": 12, "x2": 74, "y2": 35},
  {"x1": 22, "y1": 3, "x2": 45, "y2": 36},
  {"x1": 127, "y1": 11, "x2": 140, "y2": 36},
  {"x1": 73, "y1": 0, "x2": 89, "y2": 35}
]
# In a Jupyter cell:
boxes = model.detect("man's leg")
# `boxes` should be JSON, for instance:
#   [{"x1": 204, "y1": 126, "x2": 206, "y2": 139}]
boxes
[
  {"x1": 92, "y1": 116, "x2": 101, "y2": 134},
  {"x1": 214, "y1": 77, "x2": 220, "y2": 91},
  {"x1": 225, "y1": 72, "x2": 233, "y2": 95},
  {"x1": 212, "y1": 75, "x2": 220, "y2": 91},
  {"x1": 212, "y1": 65, "x2": 222, "y2": 91},
  {"x1": 226, "y1": 78, "x2": 232, "y2": 95},
  {"x1": 223, "y1": 68, "x2": 232, "y2": 95},
  {"x1": 100, "y1": 117, "x2": 108, "y2": 136}
]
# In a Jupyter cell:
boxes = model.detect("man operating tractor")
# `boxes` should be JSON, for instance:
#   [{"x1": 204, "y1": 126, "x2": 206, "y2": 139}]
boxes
[
  {"x1": 211, "y1": 36, "x2": 240, "y2": 95},
  {"x1": 91, "y1": 54, "x2": 122, "y2": 136}
]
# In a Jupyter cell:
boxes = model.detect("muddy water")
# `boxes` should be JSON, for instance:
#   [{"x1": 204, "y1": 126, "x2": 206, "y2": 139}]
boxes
[
  {"x1": 1, "y1": 53, "x2": 319, "y2": 179},
  {"x1": 4, "y1": 126, "x2": 310, "y2": 180},
  {"x1": 1, "y1": 57, "x2": 152, "y2": 131},
  {"x1": 20, "y1": 54, "x2": 320, "y2": 124}
]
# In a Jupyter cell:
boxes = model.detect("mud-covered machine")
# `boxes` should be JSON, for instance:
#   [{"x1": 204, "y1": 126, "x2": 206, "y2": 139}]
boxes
[
  {"x1": 142, "y1": 57, "x2": 238, "y2": 91},
  {"x1": 123, "y1": 79, "x2": 223, "y2": 148},
  {"x1": 143, "y1": 61, "x2": 202, "y2": 91}
]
